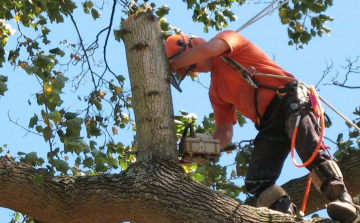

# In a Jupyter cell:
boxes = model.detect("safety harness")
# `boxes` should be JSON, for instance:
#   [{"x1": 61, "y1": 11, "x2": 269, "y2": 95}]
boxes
[
  {"x1": 223, "y1": 56, "x2": 329, "y2": 215},
  {"x1": 221, "y1": 56, "x2": 301, "y2": 129}
]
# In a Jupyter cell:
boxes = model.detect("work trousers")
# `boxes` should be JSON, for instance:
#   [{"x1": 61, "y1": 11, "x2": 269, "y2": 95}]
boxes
[{"x1": 245, "y1": 86, "x2": 340, "y2": 197}]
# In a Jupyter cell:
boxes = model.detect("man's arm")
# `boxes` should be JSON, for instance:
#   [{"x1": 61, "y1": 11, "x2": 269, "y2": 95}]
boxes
[
  {"x1": 213, "y1": 122, "x2": 233, "y2": 147},
  {"x1": 170, "y1": 38, "x2": 230, "y2": 71}
]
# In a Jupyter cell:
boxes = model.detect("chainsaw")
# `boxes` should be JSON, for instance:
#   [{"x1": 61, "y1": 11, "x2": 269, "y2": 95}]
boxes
[{"x1": 178, "y1": 124, "x2": 237, "y2": 164}]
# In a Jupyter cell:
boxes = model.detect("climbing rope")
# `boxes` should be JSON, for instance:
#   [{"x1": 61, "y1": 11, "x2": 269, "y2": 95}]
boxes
[
  {"x1": 236, "y1": 0, "x2": 291, "y2": 32},
  {"x1": 291, "y1": 85, "x2": 325, "y2": 168},
  {"x1": 289, "y1": 85, "x2": 325, "y2": 215}
]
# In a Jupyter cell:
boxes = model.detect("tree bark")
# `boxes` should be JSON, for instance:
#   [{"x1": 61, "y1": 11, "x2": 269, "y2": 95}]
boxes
[
  {"x1": 121, "y1": 11, "x2": 177, "y2": 162},
  {"x1": 0, "y1": 155, "x2": 339, "y2": 223}
]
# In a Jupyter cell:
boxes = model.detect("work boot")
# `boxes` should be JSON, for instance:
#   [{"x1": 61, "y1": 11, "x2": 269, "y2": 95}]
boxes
[
  {"x1": 257, "y1": 185, "x2": 297, "y2": 216},
  {"x1": 325, "y1": 185, "x2": 360, "y2": 223},
  {"x1": 327, "y1": 201, "x2": 359, "y2": 223},
  {"x1": 311, "y1": 160, "x2": 360, "y2": 222},
  {"x1": 269, "y1": 195, "x2": 297, "y2": 215}
]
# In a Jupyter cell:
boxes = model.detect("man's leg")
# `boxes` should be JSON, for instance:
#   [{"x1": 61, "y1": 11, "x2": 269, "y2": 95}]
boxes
[
  {"x1": 286, "y1": 105, "x2": 360, "y2": 222},
  {"x1": 245, "y1": 136, "x2": 297, "y2": 215}
]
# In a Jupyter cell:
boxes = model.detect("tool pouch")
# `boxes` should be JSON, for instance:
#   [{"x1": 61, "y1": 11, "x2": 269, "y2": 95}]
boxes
[{"x1": 276, "y1": 81, "x2": 308, "y2": 102}]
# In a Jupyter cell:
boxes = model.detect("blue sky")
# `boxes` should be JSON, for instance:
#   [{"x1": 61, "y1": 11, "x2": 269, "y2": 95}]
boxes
[{"x1": 0, "y1": 0, "x2": 359, "y2": 221}]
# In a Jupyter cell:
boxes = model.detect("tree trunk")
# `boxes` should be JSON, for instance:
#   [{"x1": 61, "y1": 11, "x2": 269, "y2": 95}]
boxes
[
  {"x1": 121, "y1": 11, "x2": 177, "y2": 162},
  {"x1": 0, "y1": 10, "x2": 357, "y2": 223}
]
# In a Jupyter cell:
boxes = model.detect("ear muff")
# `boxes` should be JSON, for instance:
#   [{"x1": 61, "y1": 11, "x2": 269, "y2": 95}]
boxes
[
  {"x1": 164, "y1": 34, "x2": 206, "y2": 59},
  {"x1": 164, "y1": 34, "x2": 190, "y2": 59}
]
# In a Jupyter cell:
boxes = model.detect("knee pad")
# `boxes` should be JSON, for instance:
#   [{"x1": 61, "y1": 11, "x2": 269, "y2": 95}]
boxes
[
  {"x1": 310, "y1": 160, "x2": 343, "y2": 192},
  {"x1": 257, "y1": 185, "x2": 288, "y2": 208}
]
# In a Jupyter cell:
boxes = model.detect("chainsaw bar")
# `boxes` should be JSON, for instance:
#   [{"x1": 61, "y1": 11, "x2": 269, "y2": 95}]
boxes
[{"x1": 167, "y1": 73, "x2": 182, "y2": 92}]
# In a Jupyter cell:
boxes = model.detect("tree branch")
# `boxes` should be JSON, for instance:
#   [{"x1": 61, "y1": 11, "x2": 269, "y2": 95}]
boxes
[{"x1": 0, "y1": 156, "x2": 337, "y2": 223}]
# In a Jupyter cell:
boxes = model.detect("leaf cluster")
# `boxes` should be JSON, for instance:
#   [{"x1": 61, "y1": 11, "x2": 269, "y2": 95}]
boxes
[
  {"x1": 184, "y1": 0, "x2": 242, "y2": 33},
  {"x1": 0, "y1": 0, "x2": 136, "y2": 181},
  {"x1": 333, "y1": 109, "x2": 360, "y2": 160},
  {"x1": 280, "y1": 0, "x2": 334, "y2": 48}
]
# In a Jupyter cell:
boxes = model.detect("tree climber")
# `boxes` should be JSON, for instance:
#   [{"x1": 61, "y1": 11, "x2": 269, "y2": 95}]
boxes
[{"x1": 164, "y1": 30, "x2": 359, "y2": 223}]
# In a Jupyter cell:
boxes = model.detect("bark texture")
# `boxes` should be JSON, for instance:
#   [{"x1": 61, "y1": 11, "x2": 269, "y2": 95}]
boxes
[
  {"x1": 121, "y1": 11, "x2": 177, "y2": 162},
  {"x1": 0, "y1": 155, "x2": 340, "y2": 223}
]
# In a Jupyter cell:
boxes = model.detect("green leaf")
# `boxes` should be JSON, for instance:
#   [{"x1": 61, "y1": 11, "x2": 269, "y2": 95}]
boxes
[
  {"x1": 20, "y1": 152, "x2": 38, "y2": 166},
  {"x1": 119, "y1": 159, "x2": 128, "y2": 170},
  {"x1": 51, "y1": 159, "x2": 70, "y2": 174},
  {"x1": 193, "y1": 173, "x2": 205, "y2": 182},
  {"x1": 49, "y1": 47, "x2": 65, "y2": 57},
  {"x1": 29, "y1": 114, "x2": 39, "y2": 128},
  {"x1": 64, "y1": 118, "x2": 83, "y2": 135},
  {"x1": 36, "y1": 125, "x2": 44, "y2": 133},
  {"x1": 53, "y1": 73, "x2": 68, "y2": 90},
  {"x1": 64, "y1": 112, "x2": 77, "y2": 120},
  {"x1": 43, "y1": 126, "x2": 54, "y2": 142},
  {"x1": 83, "y1": 157, "x2": 94, "y2": 168},
  {"x1": 48, "y1": 110, "x2": 62, "y2": 124},
  {"x1": 91, "y1": 8, "x2": 101, "y2": 20},
  {"x1": 83, "y1": 1, "x2": 94, "y2": 10},
  {"x1": 15, "y1": 212, "x2": 20, "y2": 220},
  {"x1": 155, "y1": 5, "x2": 170, "y2": 18},
  {"x1": 333, "y1": 150, "x2": 343, "y2": 160},
  {"x1": 349, "y1": 130, "x2": 359, "y2": 138},
  {"x1": 236, "y1": 110, "x2": 247, "y2": 127},
  {"x1": 31, "y1": 174, "x2": 44, "y2": 186},
  {"x1": 0, "y1": 75, "x2": 8, "y2": 96},
  {"x1": 75, "y1": 157, "x2": 81, "y2": 167}
]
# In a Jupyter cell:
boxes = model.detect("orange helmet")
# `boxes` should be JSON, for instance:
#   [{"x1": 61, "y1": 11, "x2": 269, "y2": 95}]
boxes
[{"x1": 164, "y1": 34, "x2": 206, "y2": 59}]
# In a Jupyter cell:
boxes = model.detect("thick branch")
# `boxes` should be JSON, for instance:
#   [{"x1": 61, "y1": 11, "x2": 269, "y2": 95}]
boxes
[{"x1": 0, "y1": 156, "x2": 336, "y2": 223}]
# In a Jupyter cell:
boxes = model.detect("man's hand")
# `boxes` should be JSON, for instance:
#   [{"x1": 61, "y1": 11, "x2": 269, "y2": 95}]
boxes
[{"x1": 213, "y1": 122, "x2": 233, "y2": 147}]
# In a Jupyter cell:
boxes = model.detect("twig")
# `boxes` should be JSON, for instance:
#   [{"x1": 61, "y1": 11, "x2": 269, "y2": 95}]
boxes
[{"x1": 7, "y1": 111, "x2": 42, "y2": 137}]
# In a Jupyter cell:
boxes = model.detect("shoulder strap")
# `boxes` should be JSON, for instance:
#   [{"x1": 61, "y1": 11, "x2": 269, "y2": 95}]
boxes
[{"x1": 221, "y1": 56, "x2": 260, "y2": 88}]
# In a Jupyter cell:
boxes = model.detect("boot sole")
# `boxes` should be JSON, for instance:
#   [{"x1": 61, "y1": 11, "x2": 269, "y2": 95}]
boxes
[{"x1": 327, "y1": 201, "x2": 358, "y2": 223}]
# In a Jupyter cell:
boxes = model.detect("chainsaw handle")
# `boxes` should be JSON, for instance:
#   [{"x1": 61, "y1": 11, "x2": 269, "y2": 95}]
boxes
[
  {"x1": 221, "y1": 144, "x2": 237, "y2": 152},
  {"x1": 182, "y1": 123, "x2": 195, "y2": 139},
  {"x1": 179, "y1": 124, "x2": 195, "y2": 155}
]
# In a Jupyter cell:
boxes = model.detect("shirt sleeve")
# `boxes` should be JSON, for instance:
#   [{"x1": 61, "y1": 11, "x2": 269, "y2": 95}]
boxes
[
  {"x1": 210, "y1": 94, "x2": 237, "y2": 127},
  {"x1": 212, "y1": 30, "x2": 248, "y2": 55}
]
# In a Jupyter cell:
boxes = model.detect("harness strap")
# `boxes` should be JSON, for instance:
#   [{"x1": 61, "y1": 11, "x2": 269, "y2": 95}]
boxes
[{"x1": 222, "y1": 56, "x2": 293, "y2": 127}]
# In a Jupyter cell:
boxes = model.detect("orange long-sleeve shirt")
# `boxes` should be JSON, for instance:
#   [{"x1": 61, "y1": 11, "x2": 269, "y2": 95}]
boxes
[{"x1": 209, "y1": 30, "x2": 295, "y2": 126}]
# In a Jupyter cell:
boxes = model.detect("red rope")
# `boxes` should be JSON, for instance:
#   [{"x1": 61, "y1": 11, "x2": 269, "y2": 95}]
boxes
[{"x1": 290, "y1": 85, "x2": 325, "y2": 215}]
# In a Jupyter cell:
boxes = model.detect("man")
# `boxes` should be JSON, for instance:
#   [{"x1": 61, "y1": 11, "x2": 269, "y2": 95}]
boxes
[{"x1": 164, "y1": 30, "x2": 359, "y2": 222}]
